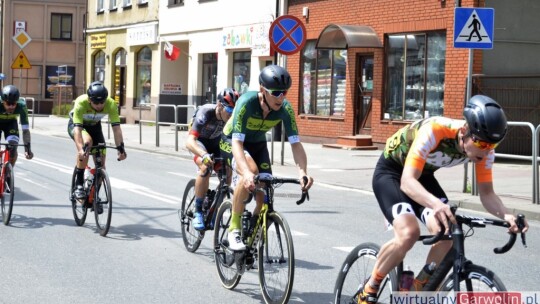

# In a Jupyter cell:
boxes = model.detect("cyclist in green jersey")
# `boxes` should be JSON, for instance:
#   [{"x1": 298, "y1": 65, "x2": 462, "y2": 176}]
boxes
[
  {"x1": 0, "y1": 85, "x2": 34, "y2": 166},
  {"x1": 220, "y1": 65, "x2": 314, "y2": 250},
  {"x1": 68, "y1": 81, "x2": 126, "y2": 200}
]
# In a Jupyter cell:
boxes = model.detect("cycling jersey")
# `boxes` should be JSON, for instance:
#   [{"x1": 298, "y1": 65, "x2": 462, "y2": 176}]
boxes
[
  {"x1": 222, "y1": 91, "x2": 300, "y2": 144},
  {"x1": 0, "y1": 99, "x2": 30, "y2": 130},
  {"x1": 383, "y1": 116, "x2": 493, "y2": 183},
  {"x1": 69, "y1": 95, "x2": 120, "y2": 127},
  {"x1": 189, "y1": 104, "x2": 225, "y2": 140}
]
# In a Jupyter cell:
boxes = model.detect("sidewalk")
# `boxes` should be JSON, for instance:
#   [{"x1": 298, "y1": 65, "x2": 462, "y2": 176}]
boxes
[{"x1": 29, "y1": 115, "x2": 540, "y2": 221}]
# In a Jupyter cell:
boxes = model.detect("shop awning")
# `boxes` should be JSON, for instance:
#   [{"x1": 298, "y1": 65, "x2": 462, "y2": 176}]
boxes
[{"x1": 315, "y1": 24, "x2": 382, "y2": 49}]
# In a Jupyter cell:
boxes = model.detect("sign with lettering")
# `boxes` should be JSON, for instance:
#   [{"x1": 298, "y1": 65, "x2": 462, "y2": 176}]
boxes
[
  {"x1": 127, "y1": 24, "x2": 157, "y2": 46},
  {"x1": 161, "y1": 83, "x2": 182, "y2": 95},
  {"x1": 222, "y1": 22, "x2": 271, "y2": 56},
  {"x1": 90, "y1": 33, "x2": 107, "y2": 49}
]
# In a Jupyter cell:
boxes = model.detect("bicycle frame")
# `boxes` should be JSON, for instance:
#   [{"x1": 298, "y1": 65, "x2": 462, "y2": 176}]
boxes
[
  {"x1": 0, "y1": 149, "x2": 9, "y2": 194},
  {"x1": 395, "y1": 211, "x2": 525, "y2": 292},
  {"x1": 204, "y1": 158, "x2": 231, "y2": 229}
]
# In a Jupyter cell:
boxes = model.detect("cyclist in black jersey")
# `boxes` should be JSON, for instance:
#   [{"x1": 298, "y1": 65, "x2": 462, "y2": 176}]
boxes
[
  {"x1": 219, "y1": 65, "x2": 314, "y2": 250},
  {"x1": 185, "y1": 88, "x2": 238, "y2": 230},
  {"x1": 0, "y1": 85, "x2": 33, "y2": 166},
  {"x1": 68, "y1": 82, "x2": 127, "y2": 200}
]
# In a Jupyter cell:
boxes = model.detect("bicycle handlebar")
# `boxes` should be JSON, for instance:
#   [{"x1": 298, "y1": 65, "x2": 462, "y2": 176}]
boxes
[
  {"x1": 82, "y1": 143, "x2": 125, "y2": 161},
  {"x1": 421, "y1": 204, "x2": 527, "y2": 253},
  {"x1": 242, "y1": 175, "x2": 310, "y2": 205}
]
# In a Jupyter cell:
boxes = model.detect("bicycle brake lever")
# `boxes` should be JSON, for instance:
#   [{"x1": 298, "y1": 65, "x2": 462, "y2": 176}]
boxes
[{"x1": 516, "y1": 214, "x2": 527, "y2": 248}]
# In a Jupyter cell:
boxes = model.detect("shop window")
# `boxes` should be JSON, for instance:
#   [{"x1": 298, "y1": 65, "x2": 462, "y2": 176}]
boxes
[
  {"x1": 51, "y1": 13, "x2": 72, "y2": 40},
  {"x1": 136, "y1": 47, "x2": 152, "y2": 106},
  {"x1": 93, "y1": 51, "x2": 106, "y2": 82},
  {"x1": 202, "y1": 53, "x2": 218, "y2": 104},
  {"x1": 300, "y1": 40, "x2": 346, "y2": 116},
  {"x1": 232, "y1": 51, "x2": 251, "y2": 95},
  {"x1": 384, "y1": 31, "x2": 446, "y2": 121}
]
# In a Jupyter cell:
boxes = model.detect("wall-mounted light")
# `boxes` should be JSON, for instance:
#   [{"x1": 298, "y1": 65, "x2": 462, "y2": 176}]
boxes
[{"x1": 302, "y1": 6, "x2": 309, "y2": 19}]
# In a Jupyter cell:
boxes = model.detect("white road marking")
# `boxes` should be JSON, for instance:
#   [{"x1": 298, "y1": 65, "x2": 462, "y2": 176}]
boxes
[
  {"x1": 334, "y1": 247, "x2": 354, "y2": 253},
  {"x1": 316, "y1": 182, "x2": 374, "y2": 196},
  {"x1": 291, "y1": 230, "x2": 308, "y2": 236},
  {"x1": 17, "y1": 176, "x2": 48, "y2": 188},
  {"x1": 28, "y1": 158, "x2": 181, "y2": 205}
]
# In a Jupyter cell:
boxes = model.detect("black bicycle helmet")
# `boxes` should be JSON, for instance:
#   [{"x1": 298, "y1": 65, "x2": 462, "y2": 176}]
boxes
[
  {"x1": 87, "y1": 81, "x2": 108, "y2": 104},
  {"x1": 258, "y1": 65, "x2": 291, "y2": 90},
  {"x1": 217, "y1": 88, "x2": 239, "y2": 107},
  {"x1": 1, "y1": 85, "x2": 20, "y2": 104},
  {"x1": 463, "y1": 95, "x2": 507, "y2": 143}
]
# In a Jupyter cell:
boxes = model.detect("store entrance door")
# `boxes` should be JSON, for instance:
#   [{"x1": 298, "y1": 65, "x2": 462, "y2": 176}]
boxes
[{"x1": 355, "y1": 55, "x2": 374, "y2": 134}]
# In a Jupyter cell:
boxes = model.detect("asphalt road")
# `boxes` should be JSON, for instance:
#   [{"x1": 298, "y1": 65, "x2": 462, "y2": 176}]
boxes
[{"x1": 0, "y1": 133, "x2": 538, "y2": 304}]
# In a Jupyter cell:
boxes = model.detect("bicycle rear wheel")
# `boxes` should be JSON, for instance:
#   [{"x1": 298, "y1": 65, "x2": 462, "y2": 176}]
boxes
[
  {"x1": 334, "y1": 242, "x2": 397, "y2": 304},
  {"x1": 180, "y1": 179, "x2": 204, "y2": 252},
  {"x1": 94, "y1": 168, "x2": 112, "y2": 237},
  {"x1": 1, "y1": 163, "x2": 14, "y2": 225},
  {"x1": 439, "y1": 264, "x2": 506, "y2": 292},
  {"x1": 70, "y1": 167, "x2": 88, "y2": 226},
  {"x1": 213, "y1": 199, "x2": 241, "y2": 289},
  {"x1": 258, "y1": 211, "x2": 294, "y2": 304}
]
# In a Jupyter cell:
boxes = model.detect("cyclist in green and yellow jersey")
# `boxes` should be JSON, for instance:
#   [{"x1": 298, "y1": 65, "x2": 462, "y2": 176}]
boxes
[
  {"x1": 0, "y1": 85, "x2": 33, "y2": 166},
  {"x1": 68, "y1": 81, "x2": 126, "y2": 200},
  {"x1": 220, "y1": 65, "x2": 314, "y2": 251}
]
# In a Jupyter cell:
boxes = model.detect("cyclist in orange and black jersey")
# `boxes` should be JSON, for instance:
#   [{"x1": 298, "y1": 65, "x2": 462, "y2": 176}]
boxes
[{"x1": 359, "y1": 95, "x2": 529, "y2": 304}]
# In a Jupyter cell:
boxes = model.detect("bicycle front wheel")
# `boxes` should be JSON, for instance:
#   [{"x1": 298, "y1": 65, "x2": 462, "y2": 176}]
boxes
[
  {"x1": 1, "y1": 162, "x2": 14, "y2": 225},
  {"x1": 180, "y1": 179, "x2": 204, "y2": 252},
  {"x1": 439, "y1": 264, "x2": 506, "y2": 292},
  {"x1": 213, "y1": 199, "x2": 241, "y2": 289},
  {"x1": 334, "y1": 242, "x2": 397, "y2": 304},
  {"x1": 94, "y1": 169, "x2": 112, "y2": 237},
  {"x1": 70, "y1": 167, "x2": 88, "y2": 226},
  {"x1": 258, "y1": 211, "x2": 295, "y2": 304}
]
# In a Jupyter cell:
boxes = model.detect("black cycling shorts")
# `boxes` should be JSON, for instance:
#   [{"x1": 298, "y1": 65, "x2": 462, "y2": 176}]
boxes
[
  {"x1": 67, "y1": 120, "x2": 106, "y2": 148},
  {"x1": 220, "y1": 136, "x2": 272, "y2": 176},
  {"x1": 372, "y1": 154, "x2": 448, "y2": 225}
]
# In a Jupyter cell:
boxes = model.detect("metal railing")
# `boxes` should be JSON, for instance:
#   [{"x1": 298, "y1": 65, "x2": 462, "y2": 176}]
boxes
[
  {"x1": 21, "y1": 97, "x2": 35, "y2": 129},
  {"x1": 138, "y1": 104, "x2": 196, "y2": 151},
  {"x1": 468, "y1": 121, "x2": 538, "y2": 204}
]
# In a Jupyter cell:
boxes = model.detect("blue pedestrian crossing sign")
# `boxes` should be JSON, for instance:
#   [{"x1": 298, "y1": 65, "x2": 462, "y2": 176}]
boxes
[{"x1": 454, "y1": 7, "x2": 494, "y2": 49}]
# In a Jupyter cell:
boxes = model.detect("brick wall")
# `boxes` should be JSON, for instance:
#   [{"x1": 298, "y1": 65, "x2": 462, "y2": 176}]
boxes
[{"x1": 287, "y1": 0, "x2": 483, "y2": 145}]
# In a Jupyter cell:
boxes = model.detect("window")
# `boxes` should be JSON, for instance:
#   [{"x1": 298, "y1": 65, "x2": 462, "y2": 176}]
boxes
[
  {"x1": 384, "y1": 31, "x2": 446, "y2": 120},
  {"x1": 232, "y1": 51, "x2": 251, "y2": 95},
  {"x1": 51, "y1": 13, "x2": 72, "y2": 40},
  {"x1": 109, "y1": 0, "x2": 118, "y2": 10},
  {"x1": 168, "y1": 0, "x2": 183, "y2": 6},
  {"x1": 202, "y1": 53, "x2": 218, "y2": 104},
  {"x1": 300, "y1": 40, "x2": 347, "y2": 116},
  {"x1": 93, "y1": 51, "x2": 106, "y2": 82},
  {"x1": 123, "y1": 0, "x2": 132, "y2": 7},
  {"x1": 136, "y1": 47, "x2": 152, "y2": 106},
  {"x1": 97, "y1": 0, "x2": 104, "y2": 12}
]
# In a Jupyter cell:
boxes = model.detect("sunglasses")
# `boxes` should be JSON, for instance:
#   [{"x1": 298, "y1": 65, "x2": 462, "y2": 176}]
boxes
[
  {"x1": 470, "y1": 134, "x2": 499, "y2": 150},
  {"x1": 4, "y1": 102, "x2": 16, "y2": 107},
  {"x1": 90, "y1": 100, "x2": 105, "y2": 105},
  {"x1": 263, "y1": 87, "x2": 287, "y2": 98},
  {"x1": 224, "y1": 106, "x2": 234, "y2": 114}
]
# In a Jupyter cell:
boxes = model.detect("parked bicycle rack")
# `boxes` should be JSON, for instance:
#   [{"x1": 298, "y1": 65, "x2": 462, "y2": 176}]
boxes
[
  {"x1": 468, "y1": 121, "x2": 538, "y2": 204},
  {"x1": 138, "y1": 103, "x2": 196, "y2": 151}
]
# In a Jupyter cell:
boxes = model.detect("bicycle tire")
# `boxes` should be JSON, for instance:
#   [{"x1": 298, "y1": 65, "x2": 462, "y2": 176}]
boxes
[
  {"x1": 439, "y1": 264, "x2": 507, "y2": 292},
  {"x1": 180, "y1": 179, "x2": 204, "y2": 252},
  {"x1": 334, "y1": 242, "x2": 397, "y2": 304},
  {"x1": 213, "y1": 199, "x2": 242, "y2": 289},
  {"x1": 94, "y1": 168, "x2": 112, "y2": 237},
  {"x1": 258, "y1": 211, "x2": 295, "y2": 304},
  {"x1": 1, "y1": 163, "x2": 14, "y2": 225},
  {"x1": 70, "y1": 167, "x2": 88, "y2": 226}
]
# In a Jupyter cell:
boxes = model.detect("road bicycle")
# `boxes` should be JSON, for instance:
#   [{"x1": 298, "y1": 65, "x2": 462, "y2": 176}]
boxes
[
  {"x1": 214, "y1": 175, "x2": 309, "y2": 304},
  {"x1": 333, "y1": 205, "x2": 527, "y2": 304},
  {"x1": 70, "y1": 143, "x2": 121, "y2": 237},
  {"x1": 179, "y1": 156, "x2": 232, "y2": 252},
  {"x1": 0, "y1": 143, "x2": 26, "y2": 225}
]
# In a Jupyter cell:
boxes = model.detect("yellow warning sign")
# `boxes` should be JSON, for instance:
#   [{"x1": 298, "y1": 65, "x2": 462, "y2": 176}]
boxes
[{"x1": 11, "y1": 50, "x2": 31, "y2": 69}]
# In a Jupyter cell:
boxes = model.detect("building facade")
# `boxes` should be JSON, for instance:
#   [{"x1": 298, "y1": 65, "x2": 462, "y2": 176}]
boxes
[{"x1": 1, "y1": 0, "x2": 86, "y2": 113}]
